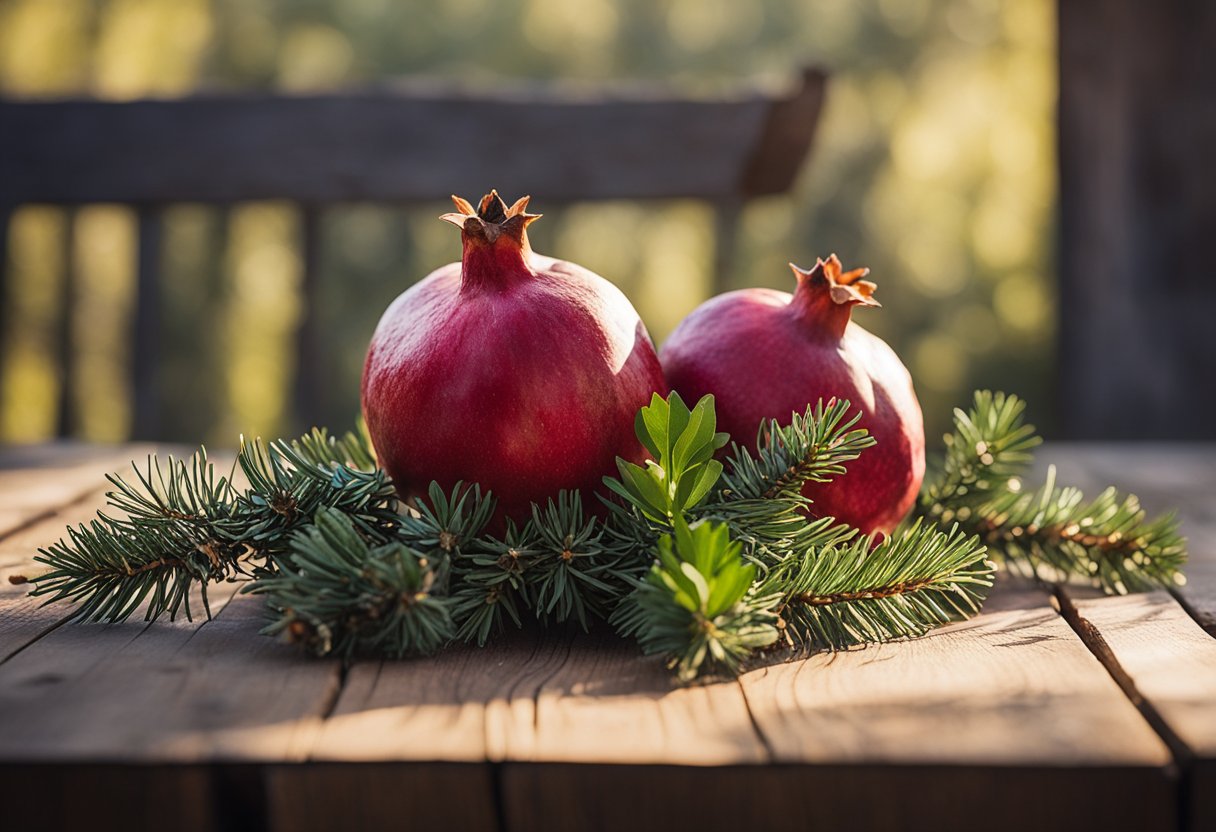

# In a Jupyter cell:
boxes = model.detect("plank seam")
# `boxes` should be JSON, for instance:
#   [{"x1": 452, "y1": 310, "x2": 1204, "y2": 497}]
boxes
[
  {"x1": 1052, "y1": 586, "x2": 1192, "y2": 770},
  {"x1": 734, "y1": 675, "x2": 776, "y2": 763},
  {"x1": 0, "y1": 610, "x2": 75, "y2": 666}
]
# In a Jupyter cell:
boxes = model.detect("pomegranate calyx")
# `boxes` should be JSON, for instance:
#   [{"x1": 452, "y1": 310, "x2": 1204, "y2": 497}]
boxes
[
  {"x1": 440, "y1": 190, "x2": 542, "y2": 246},
  {"x1": 790, "y1": 255, "x2": 880, "y2": 309}
]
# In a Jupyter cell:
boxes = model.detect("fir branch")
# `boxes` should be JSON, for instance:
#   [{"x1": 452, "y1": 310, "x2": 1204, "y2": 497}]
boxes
[
  {"x1": 234, "y1": 436, "x2": 401, "y2": 562},
  {"x1": 30, "y1": 449, "x2": 246, "y2": 623},
  {"x1": 968, "y1": 467, "x2": 1186, "y2": 594},
  {"x1": 257, "y1": 507, "x2": 454, "y2": 658},
  {"x1": 920, "y1": 390, "x2": 1040, "y2": 511},
  {"x1": 449, "y1": 523, "x2": 533, "y2": 645},
  {"x1": 769, "y1": 519, "x2": 993, "y2": 652},
  {"x1": 715, "y1": 398, "x2": 875, "y2": 502},
  {"x1": 524, "y1": 491, "x2": 638, "y2": 627},
  {"x1": 449, "y1": 491, "x2": 640, "y2": 644},
  {"x1": 921, "y1": 390, "x2": 1187, "y2": 594}
]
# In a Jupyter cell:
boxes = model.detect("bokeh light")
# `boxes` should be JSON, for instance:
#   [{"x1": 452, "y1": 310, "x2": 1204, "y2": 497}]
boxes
[{"x1": 0, "y1": 0, "x2": 1056, "y2": 445}]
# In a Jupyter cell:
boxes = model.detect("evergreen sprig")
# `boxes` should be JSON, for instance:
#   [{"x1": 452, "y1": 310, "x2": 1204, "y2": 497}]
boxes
[
  {"x1": 768, "y1": 519, "x2": 992, "y2": 652},
  {"x1": 256, "y1": 507, "x2": 454, "y2": 658},
  {"x1": 606, "y1": 391, "x2": 989, "y2": 679},
  {"x1": 920, "y1": 390, "x2": 1187, "y2": 594},
  {"x1": 29, "y1": 449, "x2": 246, "y2": 623},
  {"x1": 450, "y1": 490, "x2": 641, "y2": 644},
  {"x1": 29, "y1": 429, "x2": 398, "y2": 624},
  {"x1": 716, "y1": 398, "x2": 875, "y2": 501},
  {"x1": 26, "y1": 385, "x2": 1188, "y2": 683}
]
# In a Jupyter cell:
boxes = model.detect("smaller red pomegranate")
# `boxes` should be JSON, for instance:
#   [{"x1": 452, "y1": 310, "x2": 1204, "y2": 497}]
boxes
[
  {"x1": 660, "y1": 255, "x2": 924, "y2": 534},
  {"x1": 361, "y1": 191, "x2": 668, "y2": 524}
]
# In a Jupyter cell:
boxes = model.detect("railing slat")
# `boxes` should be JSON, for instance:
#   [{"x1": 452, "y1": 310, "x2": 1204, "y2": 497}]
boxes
[
  {"x1": 131, "y1": 206, "x2": 163, "y2": 440},
  {"x1": 55, "y1": 208, "x2": 78, "y2": 438},
  {"x1": 293, "y1": 205, "x2": 324, "y2": 432}
]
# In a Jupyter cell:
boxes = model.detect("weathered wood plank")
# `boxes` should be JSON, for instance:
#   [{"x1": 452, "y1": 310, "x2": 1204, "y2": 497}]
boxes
[
  {"x1": 0, "y1": 72, "x2": 824, "y2": 206},
  {"x1": 1034, "y1": 443, "x2": 1216, "y2": 636},
  {"x1": 264, "y1": 763, "x2": 498, "y2": 832},
  {"x1": 1065, "y1": 591, "x2": 1216, "y2": 832},
  {"x1": 54, "y1": 208, "x2": 78, "y2": 438},
  {"x1": 0, "y1": 589, "x2": 340, "y2": 762},
  {"x1": 502, "y1": 763, "x2": 1173, "y2": 832},
  {"x1": 740, "y1": 583, "x2": 1170, "y2": 767},
  {"x1": 0, "y1": 443, "x2": 150, "y2": 540},
  {"x1": 1, "y1": 763, "x2": 217, "y2": 832},
  {"x1": 1058, "y1": 2, "x2": 1216, "y2": 438},
  {"x1": 302, "y1": 623, "x2": 765, "y2": 766}
]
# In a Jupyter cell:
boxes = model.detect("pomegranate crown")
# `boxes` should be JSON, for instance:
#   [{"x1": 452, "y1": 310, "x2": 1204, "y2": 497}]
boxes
[
  {"x1": 440, "y1": 190, "x2": 542, "y2": 246},
  {"x1": 790, "y1": 255, "x2": 880, "y2": 308}
]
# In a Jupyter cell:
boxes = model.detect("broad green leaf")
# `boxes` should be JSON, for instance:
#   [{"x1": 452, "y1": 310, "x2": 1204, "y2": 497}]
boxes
[
  {"x1": 680, "y1": 459, "x2": 723, "y2": 511},
  {"x1": 680, "y1": 562, "x2": 711, "y2": 610},
  {"x1": 706, "y1": 562, "x2": 755, "y2": 618},
  {"x1": 635, "y1": 406, "x2": 660, "y2": 460},
  {"x1": 672, "y1": 395, "x2": 718, "y2": 474}
]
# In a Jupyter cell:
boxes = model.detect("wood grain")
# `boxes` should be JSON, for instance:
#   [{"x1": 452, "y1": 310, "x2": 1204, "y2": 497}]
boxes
[
  {"x1": 2, "y1": 442, "x2": 1210, "y2": 832},
  {"x1": 1067, "y1": 591, "x2": 1216, "y2": 832},
  {"x1": 501, "y1": 763, "x2": 1175, "y2": 832},
  {"x1": 740, "y1": 584, "x2": 1171, "y2": 767},
  {"x1": 1034, "y1": 443, "x2": 1216, "y2": 634},
  {"x1": 0, "y1": 443, "x2": 147, "y2": 538}
]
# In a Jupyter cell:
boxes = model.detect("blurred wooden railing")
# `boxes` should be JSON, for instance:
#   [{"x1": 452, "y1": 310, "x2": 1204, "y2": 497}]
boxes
[{"x1": 0, "y1": 68, "x2": 827, "y2": 440}]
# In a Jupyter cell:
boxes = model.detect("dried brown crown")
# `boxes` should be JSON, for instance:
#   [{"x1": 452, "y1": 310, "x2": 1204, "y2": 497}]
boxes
[
  {"x1": 790, "y1": 255, "x2": 880, "y2": 308},
  {"x1": 440, "y1": 190, "x2": 541, "y2": 245}
]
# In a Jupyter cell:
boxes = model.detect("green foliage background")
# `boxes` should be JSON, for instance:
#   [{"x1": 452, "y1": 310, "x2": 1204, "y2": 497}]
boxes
[{"x1": 0, "y1": 0, "x2": 1055, "y2": 445}]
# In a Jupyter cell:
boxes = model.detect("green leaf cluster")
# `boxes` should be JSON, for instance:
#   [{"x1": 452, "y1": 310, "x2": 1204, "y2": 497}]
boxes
[{"x1": 604, "y1": 392, "x2": 728, "y2": 524}]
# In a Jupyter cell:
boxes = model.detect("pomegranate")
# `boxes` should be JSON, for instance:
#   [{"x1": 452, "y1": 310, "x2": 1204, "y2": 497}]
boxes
[
  {"x1": 660, "y1": 255, "x2": 924, "y2": 534},
  {"x1": 361, "y1": 190, "x2": 668, "y2": 524}
]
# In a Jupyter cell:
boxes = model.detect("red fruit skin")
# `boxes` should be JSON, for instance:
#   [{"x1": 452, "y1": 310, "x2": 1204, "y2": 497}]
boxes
[
  {"x1": 660, "y1": 259, "x2": 924, "y2": 535},
  {"x1": 361, "y1": 196, "x2": 667, "y2": 525}
]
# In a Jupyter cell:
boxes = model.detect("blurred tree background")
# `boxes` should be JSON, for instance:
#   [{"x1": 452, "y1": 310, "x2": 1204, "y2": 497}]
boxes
[{"x1": 0, "y1": 0, "x2": 1054, "y2": 447}]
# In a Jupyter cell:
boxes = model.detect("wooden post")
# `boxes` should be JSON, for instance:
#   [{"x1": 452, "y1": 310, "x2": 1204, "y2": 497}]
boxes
[
  {"x1": 131, "y1": 205, "x2": 163, "y2": 440},
  {"x1": 1058, "y1": 0, "x2": 1216, "y2": 439},
  {"x1": 55, "y1": 208, "x2": 78, "y2": 438},
  {"x1": 0, "y1": 203, "x2": 11, "y2": 405},
  {"x1": 293, "y1": 204, "x2": 324, "y2": 432}
]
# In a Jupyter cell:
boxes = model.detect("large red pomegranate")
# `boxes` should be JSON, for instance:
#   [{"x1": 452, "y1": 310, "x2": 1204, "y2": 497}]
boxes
[
  {"x1": 660, "y1": 255, "x2": 924, "y2": 534},
  {"x1": 362, "y1": 191, "x2": 668, "y2": 523}
]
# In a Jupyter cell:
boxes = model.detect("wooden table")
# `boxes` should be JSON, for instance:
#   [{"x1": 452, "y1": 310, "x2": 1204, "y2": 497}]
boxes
[{"x1": 1, "y1": 443, "x2": 1214, "y2": 832}]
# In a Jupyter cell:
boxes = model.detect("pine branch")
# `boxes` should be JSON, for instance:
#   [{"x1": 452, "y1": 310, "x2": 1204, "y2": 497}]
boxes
[
  {"x1": 920, "y1": 390, "x2": 1040, "y2": 511},
  {"x1": 920, "y1": 390, "x2": 1187, "y2": 594},
  {"x1": 449, "y1": 522, "x2": 533, "y2": 645},
  {"x1": 968, "y1": 467, "x2": 1186, "y2": 594},
  {"x1": 30, "y1": 449, "x2": 247, "y2": 623},
  {"x1": 769, "y1": 519, "x2": 993, "y2": 652},
  {"x1": 234, "y1": 435, "x2": 401, "y2": 562},
  {"x1": 29, "y1": 431, "x2": 400, "y2": 624},
  {"x1": 524, "y1": 491, "x2": 639, "y2": 627},
  {"x1": 715, "y1": 398, "x2": 875, "y2": 502},
  {"x1": 449, "y1": 491, "x2": 641, "y2": 644},
  {"x1": 256, "y1": 507, "x2": 454, "y2": 658}
]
